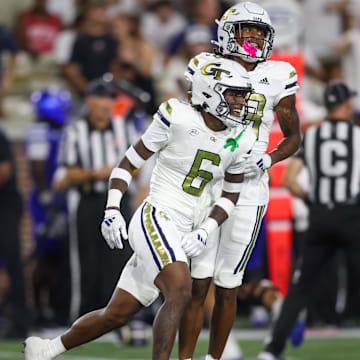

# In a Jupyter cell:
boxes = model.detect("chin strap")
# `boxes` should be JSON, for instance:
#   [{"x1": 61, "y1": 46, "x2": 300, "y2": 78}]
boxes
[
  {"x1": 210, "y1": 39, "x2": 220, "y2": 48},
  {"x1": 224, "y1": 125, "x2": 247, "y2": 152}
]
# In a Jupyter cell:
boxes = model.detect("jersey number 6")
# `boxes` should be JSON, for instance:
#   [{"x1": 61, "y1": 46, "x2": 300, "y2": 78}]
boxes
[{"x1": 182, "y1": 150, "x2": 221, "y2": 196}]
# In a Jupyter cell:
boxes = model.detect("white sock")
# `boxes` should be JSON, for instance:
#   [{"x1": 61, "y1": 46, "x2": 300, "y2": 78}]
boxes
[
  {"x1": 205, "y1": 355, "x2": 218, "y2": 360},
  {"x1": 47, "y1": 336, "x2": 67, "y2": 358},
  {"x1": 222, "y1": 331, "x2": 242, "y2": 359}
]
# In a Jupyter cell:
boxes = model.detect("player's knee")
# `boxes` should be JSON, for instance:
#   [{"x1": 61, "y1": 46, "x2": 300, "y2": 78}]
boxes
[
  {"x1": 156, "y1": 261, "x2": 192, "y2": 304},
  {"x1": 215, "y1": 286, "x2": 238, "y2": 306},
  {"x1": 102, "y1": 307, "x2": 132, "y2": 328},
  {"x1": 172, "y1": 281, "x2": 192, "y2": 304},
  {"x1": 192, "y1": 278, "x2": 212, "y2": 302},
  {"x1": 238, "y1": 282, "x2": 254, "y2": 300},
  {"x1": 162, "y1": 280, "x2": 192, "y2": 310}
]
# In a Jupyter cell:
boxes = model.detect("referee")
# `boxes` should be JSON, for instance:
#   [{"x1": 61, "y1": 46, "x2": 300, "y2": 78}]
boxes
[
  {"x1": 58, "y1": 77, "x2": 140, "y2": 316},
  {"x1": 258, "y1": 82, "x2": 360, "y2": 360}
]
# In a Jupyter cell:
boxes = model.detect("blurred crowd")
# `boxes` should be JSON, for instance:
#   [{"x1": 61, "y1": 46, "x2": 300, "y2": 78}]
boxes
[
  {"x1": 0, "y1": 0, "x2": 360, "y2": 123},
  {"x1": 0, "y1": 0, "x2": 360, "y2": 341}
]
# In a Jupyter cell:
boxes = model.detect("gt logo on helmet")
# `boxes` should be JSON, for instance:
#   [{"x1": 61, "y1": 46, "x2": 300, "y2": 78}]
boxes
[
  {"x1": 222, "y1": 8, "x2": 236, "y2": 20},
  {"x1": 202, "y1": 63, "x2": 231, "y2": 80}
]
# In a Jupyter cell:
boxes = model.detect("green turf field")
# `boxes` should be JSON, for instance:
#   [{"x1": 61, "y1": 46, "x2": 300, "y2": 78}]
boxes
[{"x1": 1, "y1": 337, "x2": 360, "y2": 360}]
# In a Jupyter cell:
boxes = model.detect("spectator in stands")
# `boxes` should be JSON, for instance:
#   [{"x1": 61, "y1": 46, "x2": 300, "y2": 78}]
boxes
[
  {"x1": 301, "y1": 0, "x2": 351, "y2": 85},
  {"x1": 106, "y1": 0, "x2": 148, "y2": 17},
  {"x1": 334, "y1": 0, "x2": 360, "y2": 112},
  {"x1": 158, "y1": 24, "x2": 212, "y2": 102},
  {"x1": 140, "y1": 0, "x2": 187, "y2": 53},
  {"x1": 24, "y1": 88, "x2": 72, "y2": 327},
  {"x1": 0, "y1": 0, "x2": 30, "y2": 29},
  {"x1": 54, "y1": 15, "x2": 85, "y2": 69},
  {"x1": 168, "y1": 0, "x2": 220, "y2": 55},
  {"x1": 47, "y1": 0, "x2": 77, "y2": 27},
  {"x1": 110, "y1": 58, "x2": 157, "y2": 116},
  {"x1": 111, "y1": 12, "x2": 156, "y2": 79},
  {"x1": 14, "y1": 0, "x2": 62, "y2": 57},
  {"x1": 63, "y1": 0, "x2": 117, "y2": 94},
  {"x1": 0, "y1": 127, "x2": 28, "y2": 339},
  {"x1": 0, "y1": 24, "x2": 18, "y2": 117}
]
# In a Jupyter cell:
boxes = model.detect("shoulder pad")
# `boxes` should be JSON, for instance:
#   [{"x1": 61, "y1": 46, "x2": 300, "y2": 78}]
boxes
[
  {"x1": 190, "y1": 52, "x2": 217, "y2": 67},
  {"x1": 187, "y1": 52, "x2": 220, "y2": 69},
  {"x1": 154, "y1": 98, "x2": 185, "y2": 127},
  {"x1": 185, "y1": 52, "x2": 216, "y2": 81},
  {"x1": 262, "y1": 61, "x2": 298, "y2": 82}
]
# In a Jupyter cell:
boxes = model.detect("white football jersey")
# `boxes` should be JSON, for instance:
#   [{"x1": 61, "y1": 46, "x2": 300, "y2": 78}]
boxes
[
  {"x1": 186, "y1": 52, "x2": 299, "y2": 205},
  {"x1": 141, "y1": 98, "x2": 256, "y2": 224}
]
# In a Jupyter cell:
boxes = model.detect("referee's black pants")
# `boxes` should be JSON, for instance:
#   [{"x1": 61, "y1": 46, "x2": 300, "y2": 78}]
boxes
[
  {"x1": 265, "y1": 204, "x2": 360, "y2": 356},
  {"x1": 0, "y1": 193, "x2": 28, "y2": 336},
  {"x1": 76, "y1": 192, "x2": 132, "y2": 316}
]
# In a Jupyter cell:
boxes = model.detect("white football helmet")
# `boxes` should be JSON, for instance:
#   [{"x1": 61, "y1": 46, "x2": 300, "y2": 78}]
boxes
[
  {"x1": 190, "y1": 55, "x2": 254, "y2": 128},
  {"x1": 214, "y1": 2, "x2": 275, "y2": 63}
]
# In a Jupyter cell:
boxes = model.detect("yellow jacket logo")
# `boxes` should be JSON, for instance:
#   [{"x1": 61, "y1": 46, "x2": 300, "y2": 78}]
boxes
[
  {"x1": 222, "y1": 8, "x2": 236, "y2": 20},
  {"x1": 202, "y1": 63, "x2": 231, "y2": 80}
]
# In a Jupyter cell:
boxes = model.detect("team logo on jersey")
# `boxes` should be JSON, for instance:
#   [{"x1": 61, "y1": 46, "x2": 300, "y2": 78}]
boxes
[
  {"x1": 202, "y1": 63, "x2": 231, "y2": 80},
  {"x1": 189, "y1": 128, "x2": 200, "y2": 136},
  {"x1": 210, "y1": 136, "x2": 216, "y2": 142},
  {"x1": 259, "y1": 77, "x2": 270, "y2": 85}
]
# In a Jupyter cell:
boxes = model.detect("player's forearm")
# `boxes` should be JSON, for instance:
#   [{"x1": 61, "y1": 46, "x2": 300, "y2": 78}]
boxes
[
  {"x1": 106, "y1": 139, "x2": 155, "y2": 210},
  {"x1": 268, "y1": 133, "x2": 301, "y2": 165},
  {"x1": 272, "y1": 94, "x2": 301, "y2": 165},
  {"x1": 209, "y1": 191, "x2": 239, "y2": 225},
  {"x1": 198, "y1": 190, "x2": 239, "y2": 238},
  {"x1": 208, "y1": 171, "x2": 243, "y2": 225},
  {"x1": 109, "y1": 157, "x2": 136, "y2": 194}
]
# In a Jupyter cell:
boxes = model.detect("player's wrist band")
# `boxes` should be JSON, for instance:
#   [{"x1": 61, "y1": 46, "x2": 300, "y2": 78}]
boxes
[
  {"x1": 200, "y1": 217, "x2": 218, "y2": 237},
  {"x1": 105, "y1": 206, "x2": 120, "y2": 211},
  {"x1": 109, "y1": 167, "x2": 132, "y2": 186},
  {"x1": 223, "y1": 180, "x2": 243, "y2": 193},
  {"x1": 263, "y1": 153, "x2": 272, "y2": 169},
  {"x1": 106, "y1": 189, "x2": 123, "y2": 208},
  {"x1": 125, "y1": 146, "x2": 146, "y2": 168},
  {"x1": 215, "y1": 197, "x2": 235, "y2": 217}
]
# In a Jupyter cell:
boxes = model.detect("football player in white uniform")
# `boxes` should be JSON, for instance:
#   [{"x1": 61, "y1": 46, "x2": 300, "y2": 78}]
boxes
[
  {"x1": 179, "y1": 2, "x2": 301, "y2": 360},
  {"x1": 24, "y1": 57, "x2": 257, "y2": 360}
]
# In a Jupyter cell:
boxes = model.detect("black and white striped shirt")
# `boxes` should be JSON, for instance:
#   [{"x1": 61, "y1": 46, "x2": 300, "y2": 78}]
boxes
[
  {"x1": 60, "y1": 115, "x2": 140, "y2": 194},
  {"x1": 296, "y1": 119, "x2": 360, "y2": 206}
]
